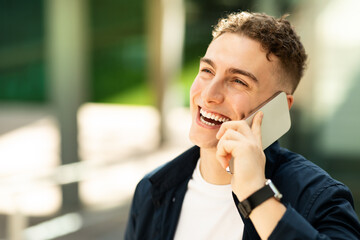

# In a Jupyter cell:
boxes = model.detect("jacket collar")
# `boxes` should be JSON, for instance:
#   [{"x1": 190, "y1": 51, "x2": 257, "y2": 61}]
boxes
[
  {"x1": 149, "y1": 146, "x2": 200, "y2": 204},
  {"x1": 149, "y1": 141, "x2": 281, "y2": 204}
]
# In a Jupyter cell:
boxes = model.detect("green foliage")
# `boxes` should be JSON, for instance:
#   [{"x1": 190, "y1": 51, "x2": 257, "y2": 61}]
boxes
[
  {"x1": 0, "y1": 0, "x2": 301, "y2": 103},
  {"x1": 0, "y1": 62, "x2": 45, "y2": 101},
  {"x1": 179, "y1": 59, "x2": 200, "y2": 107},
  {"x1": 90, "y1": 0, "x2": 147, "y2": 103},
  {"x1": 102, "y1": 83, "x2": 155, "y2": 105},
  {"x1": 91, "y1": 36, "x2": 146, "y2": 102},
  {"x1": 0, "y1": 0, "x2": 45, "y2": 102}
]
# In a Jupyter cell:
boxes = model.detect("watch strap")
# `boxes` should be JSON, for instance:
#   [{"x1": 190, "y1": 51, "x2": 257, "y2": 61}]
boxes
[{"x1": 237, "y1": 180, "x2": 280, "y2": 218}]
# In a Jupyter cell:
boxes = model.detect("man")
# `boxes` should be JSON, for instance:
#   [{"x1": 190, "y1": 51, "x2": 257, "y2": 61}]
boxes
[{"x1": 125, "y1": 11, "x2": 360, "y2": 239}]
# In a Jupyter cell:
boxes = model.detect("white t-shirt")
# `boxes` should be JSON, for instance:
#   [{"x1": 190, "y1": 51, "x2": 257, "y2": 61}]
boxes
[{"x1": 174, "y1": 159, "x2": 244, "y2": 240}]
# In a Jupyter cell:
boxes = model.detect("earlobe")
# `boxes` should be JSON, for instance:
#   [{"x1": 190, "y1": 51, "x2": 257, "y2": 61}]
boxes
[{"x1": 286, "y1": 95, "x2": 294, "y2": 109}]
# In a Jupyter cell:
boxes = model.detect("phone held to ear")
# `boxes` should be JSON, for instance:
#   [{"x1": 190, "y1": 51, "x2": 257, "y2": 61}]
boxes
[{"x1": 226, "y1": 92, "x2": 291, "y2": 174}]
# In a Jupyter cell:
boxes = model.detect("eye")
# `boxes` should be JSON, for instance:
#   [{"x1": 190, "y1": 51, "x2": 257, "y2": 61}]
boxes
[
  {"x1": 234, "y1": 79, "x2": 248, "y2": 87},
  {"x1": 201, "y1": 68, "x2": 213, "y2": 74}
]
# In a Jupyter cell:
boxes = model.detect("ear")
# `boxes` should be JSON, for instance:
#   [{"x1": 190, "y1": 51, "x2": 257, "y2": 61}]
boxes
[{"x1": 286, "y1": 94, "x2": 294, "y2": 109}]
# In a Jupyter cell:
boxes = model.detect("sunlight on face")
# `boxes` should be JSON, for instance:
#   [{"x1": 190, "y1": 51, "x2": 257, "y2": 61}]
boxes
[{"x1": 189, "y1": 33, "x2": 281, "y2": 149}]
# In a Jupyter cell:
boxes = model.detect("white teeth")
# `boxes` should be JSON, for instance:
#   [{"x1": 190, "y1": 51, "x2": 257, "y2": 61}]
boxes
[
  {"x1": 200, "y1": 116, "x2": 215, "y2": 126},
  {"x1": 200, "y1": 108, "x2": 230, "y2": 123}
]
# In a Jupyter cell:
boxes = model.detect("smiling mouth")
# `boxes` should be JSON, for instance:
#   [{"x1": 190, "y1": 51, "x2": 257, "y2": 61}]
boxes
[{"x1": 199, "y1": 108, "x2": 231, "y2": 126}]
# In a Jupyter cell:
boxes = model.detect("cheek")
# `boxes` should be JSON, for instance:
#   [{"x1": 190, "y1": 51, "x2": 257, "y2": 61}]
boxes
[
  {"x1": 230, "y1": 94, "x2": 253, "y2": 118},
  {"x1": 189, "y1": 76, "x2": 202, "y2": 101}
]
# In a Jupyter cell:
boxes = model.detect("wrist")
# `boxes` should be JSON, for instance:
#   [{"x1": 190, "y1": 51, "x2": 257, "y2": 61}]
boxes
[
  {"x1": 236, "y1": 179, "x2": 282, "y2": 218},
  {"x1": 234, "y1": 177, "x2": 266, "y2": 201}
]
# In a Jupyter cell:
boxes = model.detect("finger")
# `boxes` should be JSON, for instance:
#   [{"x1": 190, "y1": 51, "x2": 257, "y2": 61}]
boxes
[
  {"x1": 216, "y1": 139, "x2": 239, "y2": 169},
  {"x1": 220, "y1": 128, "x2": 244, "y2": 141},
  {"x1": 251, "y1": 111, "x2": 264, "y2": 147},
  {"x1": 216, "y1": 129, "x2": 247, "y2": 169},
  {"x1": 216, "y1": 120, "x2": 251, "y2": 139}
]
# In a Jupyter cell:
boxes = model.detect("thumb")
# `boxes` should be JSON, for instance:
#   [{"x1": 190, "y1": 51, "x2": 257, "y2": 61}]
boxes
[{"x1": 251, "y1": 111, "x2": 264, "y2": 147}]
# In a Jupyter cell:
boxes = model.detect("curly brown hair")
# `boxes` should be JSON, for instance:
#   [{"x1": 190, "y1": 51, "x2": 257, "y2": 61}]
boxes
[{"x1": 212, "y1": 12, "x2": 307, "y2": 93}]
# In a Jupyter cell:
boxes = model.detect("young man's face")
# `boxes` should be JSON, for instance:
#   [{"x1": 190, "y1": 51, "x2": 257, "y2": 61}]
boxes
[{"x1": 189, "y1": 33, "x2": 283, "y2": 149}]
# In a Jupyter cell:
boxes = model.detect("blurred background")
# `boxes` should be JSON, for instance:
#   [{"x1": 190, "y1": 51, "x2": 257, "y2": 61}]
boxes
[{"x1": 0, "y1": 0, "x2": 359, "y2": 239}]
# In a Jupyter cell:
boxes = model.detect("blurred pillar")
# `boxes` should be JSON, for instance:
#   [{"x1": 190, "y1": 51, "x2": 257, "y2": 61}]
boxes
[
  {"x1": 146, "y1": 0, "x2": 163, "y2": 143},
  {"x1": 45, "y1": 0, "x2": 89, "y2": 211},
  {"x1": 7, "y1": 209, "x2": 28, "y2": 240},
  {"x1": 146, "y1": 0, "x2": 185, "y2": 144}
]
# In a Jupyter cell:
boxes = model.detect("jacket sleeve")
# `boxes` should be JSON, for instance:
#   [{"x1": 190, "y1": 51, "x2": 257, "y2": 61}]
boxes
[
  {"x1": 124, "y1": 185, "x2": 139, "y2": 240},
  {"x1": 269, "y1": 183, "x2": 360, "y2": 240},
  {"x1": 124, "y1": 178, "x2": 149, "y2": 240}
]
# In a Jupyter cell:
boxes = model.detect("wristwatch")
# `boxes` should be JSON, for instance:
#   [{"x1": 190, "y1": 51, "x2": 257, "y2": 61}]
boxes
[{"x1": 237, "y1": 179, "x2": 282, "y2": 218}]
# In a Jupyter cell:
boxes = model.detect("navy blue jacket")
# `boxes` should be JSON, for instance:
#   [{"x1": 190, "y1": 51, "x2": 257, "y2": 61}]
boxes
[{"x1": 125, "y1": 142, "x2": 360, "y2": 239}]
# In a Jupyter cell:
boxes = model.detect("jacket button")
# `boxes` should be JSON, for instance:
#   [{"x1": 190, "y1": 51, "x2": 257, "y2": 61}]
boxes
[{"x1": 172, "y1": 197, "x2": 176, "y2": 202}]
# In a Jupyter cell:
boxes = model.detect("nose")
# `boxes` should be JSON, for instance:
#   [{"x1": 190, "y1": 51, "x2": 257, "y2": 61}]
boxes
[{"x1": 201, "y1": 78, "x2": 224, "y2": 105}]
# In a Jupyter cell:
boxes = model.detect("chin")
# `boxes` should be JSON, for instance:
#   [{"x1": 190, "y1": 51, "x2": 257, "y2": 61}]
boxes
[{"x1": 189, "y1": 125, "x2": 219, "y2": 149}]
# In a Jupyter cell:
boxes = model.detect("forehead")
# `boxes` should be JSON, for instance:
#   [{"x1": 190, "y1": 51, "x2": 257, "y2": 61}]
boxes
[
  {"x1": 204, "y1": 33, "x2": 280, "y2": 85},
  {"x1": 207, "y1": 33, "x2": 264, "y2": 60}
]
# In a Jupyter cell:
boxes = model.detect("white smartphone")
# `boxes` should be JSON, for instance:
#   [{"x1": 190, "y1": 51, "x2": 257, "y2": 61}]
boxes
[
  {"x1": 245, "y1": 91, "x2": 291, "y2": 150},
  {"x1": 227, "y1": 92, "x2": 291, "y2": 173}
]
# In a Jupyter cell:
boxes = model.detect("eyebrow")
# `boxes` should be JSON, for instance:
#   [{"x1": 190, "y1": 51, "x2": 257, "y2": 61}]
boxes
[{"x1": 200, "y1": 57, "x2": 259, "y2": 83}]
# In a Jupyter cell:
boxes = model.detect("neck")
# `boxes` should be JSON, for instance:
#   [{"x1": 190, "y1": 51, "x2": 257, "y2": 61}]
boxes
[{"x1": 199, "y1": 147, "x2": 232, "y2": 185}]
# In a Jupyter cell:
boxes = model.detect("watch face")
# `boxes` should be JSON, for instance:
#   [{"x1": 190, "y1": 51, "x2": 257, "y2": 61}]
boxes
[{"x1": 266, "y1": 179, "x2": 283, "y2": 200}]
